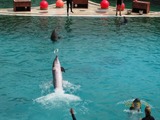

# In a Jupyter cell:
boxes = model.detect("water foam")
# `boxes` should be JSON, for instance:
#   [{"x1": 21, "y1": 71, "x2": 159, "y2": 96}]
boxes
[
  {"x1": 34, "y1": 91, "x2": 81, "y2": 108},
  {"x1": 123, "y1": 109, "x2": 142, "y2": 114},
  {"x1": 63, "y1": 80, "x2": 80, "y2": 93},
  {"x1": 117, "y1": 99, "x2": 153, "y2": 108},
  {"x1": 34, "y1": 80, "x2": 81, "y2": 108},
  {"x1": 39, "y1": 81, "x2": 53, "y2": 95},
  {"x1": 117, "y1": 99, "x2": 153, "y2": 114}
]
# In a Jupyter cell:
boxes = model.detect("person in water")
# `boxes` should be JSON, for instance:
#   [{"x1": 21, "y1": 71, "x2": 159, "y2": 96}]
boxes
[
  {"x1": 67, "y1": 0, "x2": 74, "y2": 16},
  {"x1": 130, "y1": 98, "x2": 141, "y2": 112},
  {"x1": 70, "y1": 108, "x2": 77, "y2": 120},
  {"x1": 116, "y1": 0, "x2": 123, "y2": 16},
  {"x1": 142, "y1": 106, "x2": 155, "y2": 120}
]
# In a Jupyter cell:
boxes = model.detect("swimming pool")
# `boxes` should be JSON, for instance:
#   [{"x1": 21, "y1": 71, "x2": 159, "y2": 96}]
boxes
[{"x1": 0, "y1": 16, "x2": 160, "y2": 120}]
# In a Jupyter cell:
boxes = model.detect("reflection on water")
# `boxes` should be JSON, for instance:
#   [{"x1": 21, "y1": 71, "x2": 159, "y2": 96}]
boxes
[
  {"x1": 65, "y1": 17, "x2": 73, "y2": 33},
  {"x1": 39, "y1": 17, "x2": 49, "y2": 31},
  {"x1": 0, "y1": 0, "x2": 159, "y2": 11}
]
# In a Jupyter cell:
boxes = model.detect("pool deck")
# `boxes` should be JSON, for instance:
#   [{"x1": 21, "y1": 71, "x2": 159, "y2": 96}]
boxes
[{"x1": 0, "y1": 1, "x2": 160, "y2": 17}]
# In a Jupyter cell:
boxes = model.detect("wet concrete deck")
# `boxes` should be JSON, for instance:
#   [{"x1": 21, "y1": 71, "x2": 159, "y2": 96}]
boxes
[{"x1": 0, "y1": 1, "x2": 160, "y2": 17}]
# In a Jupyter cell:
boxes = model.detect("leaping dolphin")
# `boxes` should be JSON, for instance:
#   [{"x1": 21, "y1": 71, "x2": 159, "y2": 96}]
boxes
[{"x1": 52, "y1": 55, "x2": 65, "y2": 92}]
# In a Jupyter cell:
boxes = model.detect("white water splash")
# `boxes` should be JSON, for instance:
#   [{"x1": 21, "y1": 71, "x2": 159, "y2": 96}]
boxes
[
  {"x1": 39, "y1": 81, "x2": 52, "y2": 95},
  {"x1": 117, "y1": 99, "x2": 154, "y2": 114},
  {"x1": 34, "y1": 91, "x2": 81, "y2": 108},
  {"x1": 34, "y1": 80, "x2": 81, "y2": 108},
  {"x1": 63, "y1": 80, "x2": 81, "y2": 93},
  {"x1": 117, "y1": 99, "x2": 134, "y2": 106},
  {"x1": 124, "y1": 109, "x2": 142, "y2": 114},
  {"x1": 117, "y1": 99, "x2": 153, "y2": 108},
  {"x1": 39, "y1": 80, "x2": 80, "y2": 94}
]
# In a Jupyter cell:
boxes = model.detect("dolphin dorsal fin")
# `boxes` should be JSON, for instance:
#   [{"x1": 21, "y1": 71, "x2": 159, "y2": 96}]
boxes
[{"x1": 52, "y1": 67, "x2": 56, "y2": 71}]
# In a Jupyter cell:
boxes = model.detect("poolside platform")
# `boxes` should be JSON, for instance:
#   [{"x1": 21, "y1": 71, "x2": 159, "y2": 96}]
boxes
[
  {"x1": 0, "y1": 1, "x2": 160, "y2": 17},
  {"x1": 13, "y1": 0, "x2": 31, "y2": 12}
]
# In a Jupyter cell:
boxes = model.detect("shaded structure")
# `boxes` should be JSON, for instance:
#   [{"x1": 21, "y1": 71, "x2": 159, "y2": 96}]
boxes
[
  {"x1": 132, "y1": 0, "x2": 150, "y2": 14},
  {"x1": 13, "y1": 0, "x2": 31, "y2": 11},
  {"x1": 73, "y1": 0, "x2": 88, "y2": 8}
]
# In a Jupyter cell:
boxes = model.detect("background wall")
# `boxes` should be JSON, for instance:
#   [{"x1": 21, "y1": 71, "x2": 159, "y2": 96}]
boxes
[{"x1": 0, "y1": 0, "x2": 160, "y2": 11}]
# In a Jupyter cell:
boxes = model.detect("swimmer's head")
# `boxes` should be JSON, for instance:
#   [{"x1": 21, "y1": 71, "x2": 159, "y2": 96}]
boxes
[
  {"x1": 145, "y1": 106, "x2": 151, "y2": 116},
  {"x1": 133, "y1": 98, "x2": 140, "y2": 103},
  {"x1": 133, "y1": 98, "x2": 141, "y2": 111}
]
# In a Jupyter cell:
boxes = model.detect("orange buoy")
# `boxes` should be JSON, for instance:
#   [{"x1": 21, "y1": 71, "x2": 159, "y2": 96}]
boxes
[
  {"x1": 117, "y1": 3, "x2": 125, "y2": 11},
  {"x1": 40, "y1": 0, "x2": 48, "y2": 10},
  {"x1": 100, "y1": 0, "x2": 110, "y2": 9},
  {"x1": 56, "y1": 0, "x2": 64, "y2": 8}
]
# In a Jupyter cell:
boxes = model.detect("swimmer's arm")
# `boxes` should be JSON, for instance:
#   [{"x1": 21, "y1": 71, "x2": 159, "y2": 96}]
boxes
[
  {"x1": 70, "y1": 108, "x2": 77, "y2": 120},
  {"x1": 71, "y1": 114, "x2": 76, "y2": 120}
]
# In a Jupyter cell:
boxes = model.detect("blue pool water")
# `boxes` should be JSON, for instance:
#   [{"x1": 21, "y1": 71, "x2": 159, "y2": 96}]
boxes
[{"x1": 0, "y1": 16, "x2": 160, "y2": 120}]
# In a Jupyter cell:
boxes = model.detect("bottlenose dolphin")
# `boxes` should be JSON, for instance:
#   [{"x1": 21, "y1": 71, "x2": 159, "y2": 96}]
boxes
[
  {"x1": 52, "y1": 55, "x2": 65, "y2": 92},
  {"x1": 50, "y1": 29, "x2": 60, "y2": 41}
]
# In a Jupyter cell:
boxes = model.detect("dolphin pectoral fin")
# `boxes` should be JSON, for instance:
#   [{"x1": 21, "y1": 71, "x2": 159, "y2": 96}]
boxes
[
  {"x1": 61, "y1": 67, "x2": 65, "y2": 72},
  {"x1": 52, "y1": 67, "x2": 56, "y2": 71}
]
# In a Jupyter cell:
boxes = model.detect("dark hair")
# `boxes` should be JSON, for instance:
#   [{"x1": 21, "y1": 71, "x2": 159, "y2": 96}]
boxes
[
  {"x1": 145, "y1": 106, "x2": 151, "y2": 116},
  {"x1": 133, "y1": 98, "x2": 140, "y2": 102}
]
